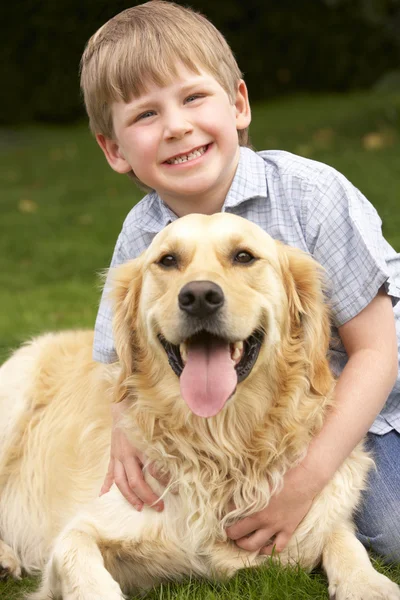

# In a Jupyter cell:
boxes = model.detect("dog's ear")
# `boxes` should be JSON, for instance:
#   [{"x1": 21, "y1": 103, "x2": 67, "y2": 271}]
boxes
[
  {"x1": 110, "y1": 256, "x2": 144, "y2": 402},
  {"x1": 280, "y1": 244, "x2": 332, "y2": 396}
]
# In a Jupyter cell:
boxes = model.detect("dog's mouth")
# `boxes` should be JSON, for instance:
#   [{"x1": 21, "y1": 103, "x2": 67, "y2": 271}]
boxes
[{"x1": 158, "y1": 330, "x2": 264, "y2": 418}]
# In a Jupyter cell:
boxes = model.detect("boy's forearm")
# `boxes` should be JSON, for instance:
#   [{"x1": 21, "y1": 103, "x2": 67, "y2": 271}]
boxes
[
  {"x1": 302, "y1": 346, "x2": 397, "y2": 489},
  {"x1": 111, "y1": 397, "x2": 130, "y2": 423}
]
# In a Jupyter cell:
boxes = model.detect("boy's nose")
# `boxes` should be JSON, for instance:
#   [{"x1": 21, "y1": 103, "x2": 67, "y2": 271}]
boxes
[{"x1": 164, "y1": 111, "x2": 193, "y2": 140}]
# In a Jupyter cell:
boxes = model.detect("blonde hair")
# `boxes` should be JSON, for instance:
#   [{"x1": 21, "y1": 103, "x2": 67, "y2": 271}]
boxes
[{"x1": 80, "y1": 1, "x2": 250, "y2": 187}]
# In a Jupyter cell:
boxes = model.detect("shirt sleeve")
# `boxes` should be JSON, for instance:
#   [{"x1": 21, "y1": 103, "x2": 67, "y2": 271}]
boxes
[
  {"x1": 304, "y1": 168, "x2": 400, "y2": 327},
  {"x1": 93, "y1": 232, "x2": 130, "y2": 364}
]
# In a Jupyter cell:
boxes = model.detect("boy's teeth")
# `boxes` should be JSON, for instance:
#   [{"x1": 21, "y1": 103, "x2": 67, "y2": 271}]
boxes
[{"x1": 167, "y1": 145, "x2": 207, "y2": 165}]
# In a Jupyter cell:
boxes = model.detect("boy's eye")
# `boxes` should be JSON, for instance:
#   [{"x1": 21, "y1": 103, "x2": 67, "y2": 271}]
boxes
[
  {"x1": 185, "y1": 94, "x2": 203, "y2": 104},
  {"x1": 136, "y1": 110, "x2": 156, "y2": 121}
]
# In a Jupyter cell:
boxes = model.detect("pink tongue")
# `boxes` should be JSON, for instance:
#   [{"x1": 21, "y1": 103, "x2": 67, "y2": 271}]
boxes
[{"x1": 180, "y1": 337, "x2": 237, "y2": 417}]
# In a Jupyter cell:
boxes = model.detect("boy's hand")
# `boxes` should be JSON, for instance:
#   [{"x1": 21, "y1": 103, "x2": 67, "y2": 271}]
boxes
[
  {"x1": 225, "y1": 462, "x2": 323, "y2": 554},
  {"x1": 100, "y1": 401, "x2": 165, "y2": 512}
]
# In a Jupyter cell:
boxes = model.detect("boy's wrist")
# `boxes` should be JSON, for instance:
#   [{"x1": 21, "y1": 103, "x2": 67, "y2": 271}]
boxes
[
  {"x1": 298, "y1": 445, "x2": 337, "y2": 492},
  {"x1": 111, "y1": 398, "x2": 129, "y2": 421}
]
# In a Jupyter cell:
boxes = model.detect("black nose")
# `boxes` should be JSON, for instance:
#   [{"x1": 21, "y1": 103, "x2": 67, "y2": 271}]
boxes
[{"x1": 178, "y1": 281, "x2": 224, "y2": 318}]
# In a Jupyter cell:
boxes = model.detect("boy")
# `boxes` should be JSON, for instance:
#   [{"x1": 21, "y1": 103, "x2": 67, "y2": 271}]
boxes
[{"x1": 80, "y1": 1, "x2": 400, "y2": 561}]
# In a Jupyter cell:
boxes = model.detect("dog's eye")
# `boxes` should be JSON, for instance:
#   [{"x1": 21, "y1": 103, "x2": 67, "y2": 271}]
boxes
[
  {"x1": 234, "y1": 251, "x2": 255, "y2": 264},
  {"x1": 158, "y1": 254, "x2": 178, "y2": 268}
]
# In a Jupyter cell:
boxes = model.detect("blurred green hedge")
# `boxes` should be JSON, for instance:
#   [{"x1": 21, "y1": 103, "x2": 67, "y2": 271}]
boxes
[{"x1": 2, "y1": 0, "x2": 399, "y2": 125}]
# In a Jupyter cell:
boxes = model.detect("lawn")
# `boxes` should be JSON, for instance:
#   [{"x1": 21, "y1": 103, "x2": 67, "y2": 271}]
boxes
[{"x1": 0, "y1": 91, "x2": 399, "y2": 598}]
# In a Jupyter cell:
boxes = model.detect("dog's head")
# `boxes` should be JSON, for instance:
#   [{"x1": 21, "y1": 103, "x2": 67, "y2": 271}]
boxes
[{"x1": 112, "y1": 213, "x2": 331, "y2": 420}]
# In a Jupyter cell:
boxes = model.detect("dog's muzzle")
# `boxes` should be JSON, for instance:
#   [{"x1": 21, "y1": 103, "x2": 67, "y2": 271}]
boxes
[{"x1": 158, "y1": 280, "x2": 264, "y2": 418}]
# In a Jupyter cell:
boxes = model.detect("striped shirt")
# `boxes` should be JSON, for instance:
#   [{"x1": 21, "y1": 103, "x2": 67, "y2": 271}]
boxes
[{"x1": 93, "y1": 147, "x2": 400, "y2": 434}]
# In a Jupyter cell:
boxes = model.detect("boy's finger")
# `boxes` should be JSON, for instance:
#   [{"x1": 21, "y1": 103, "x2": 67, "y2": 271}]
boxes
[
  {"x1": 225, "y1": 515, "x2": 260, "y2": 540},
  {"x1": 124, "y1": 457, "x2": 164, "y2": 511},
  {"x1": 147, "y1": 463, "x2": 170, "y2": 486},
  {"x1": 259, "y1": 533, "x2": 286, "y2": 555},
  {"x1": 235, "y1": 528, "x2": 275, "y2": 553},
  {"x1": 100, "y1": 478, "x2": 113, "y2": 496},
  {"x1": 100, "y1": 460, "x2": 115, "y2": 496},
  {"x1": 114, "y1": 460, "x2": 144, "y2": 510},
  {"x1": 136, "y1": 451, "x2": 171, "y2": 491},
  {"x1": 136, "y1": 452, "x2": 169, "y2": 500}
]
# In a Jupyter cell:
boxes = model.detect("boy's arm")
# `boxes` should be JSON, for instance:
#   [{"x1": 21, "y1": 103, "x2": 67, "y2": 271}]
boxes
[
  {"x1": 100, "y1": 398, "x2": 165, "y2": 511},
  {"x1": 93, "y1": 234, "x2": 129, "y2": 364},
  {"x1": 93, "y1": 227, "x2": 156, "y2": 363},
  {"x1": 226, "y1": 288, "x2": 398, "y2": 553}
]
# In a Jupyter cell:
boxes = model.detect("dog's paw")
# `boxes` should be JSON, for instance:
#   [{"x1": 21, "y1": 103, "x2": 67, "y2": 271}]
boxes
[
  {"x1": 329, "y1": 570, "x2": 400, "y2": 600},
  {"x1": 0, "y1": 541, "x2": 22, "y2": 580}
]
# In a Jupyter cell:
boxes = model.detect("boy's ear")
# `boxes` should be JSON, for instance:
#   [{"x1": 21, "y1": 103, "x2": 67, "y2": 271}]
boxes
[
  {"x1": 235, "y1": 80, "x2": 251, "y2": 131},
  {"x1": 96, "y1": 134, "x2": 132, "y2": 174}
]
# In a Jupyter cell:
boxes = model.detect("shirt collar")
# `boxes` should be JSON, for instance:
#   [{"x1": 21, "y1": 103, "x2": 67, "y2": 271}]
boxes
[
  {"x1": 222, "y1": 147, "x2": 268, "y2": 210},
  {"x1": 137, "y1": 192, "x2": 178, "y2": 232},
  {"x1": 137, "y1": 147, "x2": 267, "y2": 232}
]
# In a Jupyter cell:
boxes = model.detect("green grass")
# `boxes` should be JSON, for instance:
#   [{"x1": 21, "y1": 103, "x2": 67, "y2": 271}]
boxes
[
  {"x1": 0, "y1": 91, "x2": 399, "y2": 598},
  {"x1": 0, "y1": 564, "x2": 330, "y2": 600},
  {"x1": 1, "y1": 558, "x2": 400, "y2": 600}
]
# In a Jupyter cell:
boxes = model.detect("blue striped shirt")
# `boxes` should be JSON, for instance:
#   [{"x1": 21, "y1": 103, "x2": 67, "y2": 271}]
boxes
[{"x1": 93, "y1": 147, "x2": 400, "y2": 434}]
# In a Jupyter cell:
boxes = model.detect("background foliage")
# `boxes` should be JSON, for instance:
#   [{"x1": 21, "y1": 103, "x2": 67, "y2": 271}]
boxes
[{"x1": 2, "y1": 0, "x2": 400, "y2": 125}]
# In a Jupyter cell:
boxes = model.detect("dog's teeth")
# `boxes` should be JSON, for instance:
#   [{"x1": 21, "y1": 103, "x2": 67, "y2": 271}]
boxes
[
  {"x1": 231, "y1": 342, "x2": 244, "y2": 364},
  {"x1": 180, "y1": 343, "x2": 188, "y2": 364},
  {"x1": 232, "y1": 348, "x2": 240, "y2": 362}
]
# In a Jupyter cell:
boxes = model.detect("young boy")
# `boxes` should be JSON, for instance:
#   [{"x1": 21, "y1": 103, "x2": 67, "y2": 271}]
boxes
[{"x1": 80, "y1": 1, "x2": 400, "y2": 562}]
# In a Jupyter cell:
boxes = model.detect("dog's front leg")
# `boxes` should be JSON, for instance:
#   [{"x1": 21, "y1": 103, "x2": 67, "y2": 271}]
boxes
[
  {"x1": 207, "y1": 541, "x2": 264, "y2": 580},
  {"x1": 30, "y1": 526, "x2": 124, "y2": 600},
  {"x1": 322, "y1": 522, "x2": 400, "y2": 600}
]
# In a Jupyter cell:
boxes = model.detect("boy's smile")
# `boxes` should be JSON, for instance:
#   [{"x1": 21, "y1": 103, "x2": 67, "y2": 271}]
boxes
[
  {"x1": 163, "y1": 143, "x2": 210, "y2": 165},
  {"x1": 97, "y1": 64, "x2": 251, "y2": 216}
]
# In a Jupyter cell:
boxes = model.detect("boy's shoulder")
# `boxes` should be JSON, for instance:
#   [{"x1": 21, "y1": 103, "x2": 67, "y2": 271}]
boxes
[
  {"x1": 121, "y1": 190, "x2": 169, "y2": 235},
  {"x1": 244, "y1": 148, "x2": 381, "y2": 236},
  {"x1": 256, "y1": 148, "x2": 344, "y2": 186},
  {"x1": 111, "y1": 191, "x2": 169, "y2": 263},
  {"x1": 254, "y1": 148, "x2": 363, "y2": 212}
]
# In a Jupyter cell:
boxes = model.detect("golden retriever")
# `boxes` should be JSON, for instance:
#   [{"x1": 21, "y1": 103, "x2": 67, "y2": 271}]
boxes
[{"x1": 0, "y1": 213, "x2": 399, "y2": 600}]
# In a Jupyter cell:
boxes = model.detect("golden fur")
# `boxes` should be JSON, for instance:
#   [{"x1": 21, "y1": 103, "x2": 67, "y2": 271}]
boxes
[{"x1": 0, "y1": 213, "x2": 398, "y2": 599}]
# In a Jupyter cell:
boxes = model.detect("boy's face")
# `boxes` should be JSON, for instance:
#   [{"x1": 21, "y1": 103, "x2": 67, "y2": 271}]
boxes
[{"x1": 97, "y1": 63, "x2": 251, "y2": 216}]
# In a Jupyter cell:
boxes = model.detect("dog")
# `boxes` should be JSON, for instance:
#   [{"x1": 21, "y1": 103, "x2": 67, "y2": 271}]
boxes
[{"x1": 0, "y1": 213, "x2": 399, "y2": 600}]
